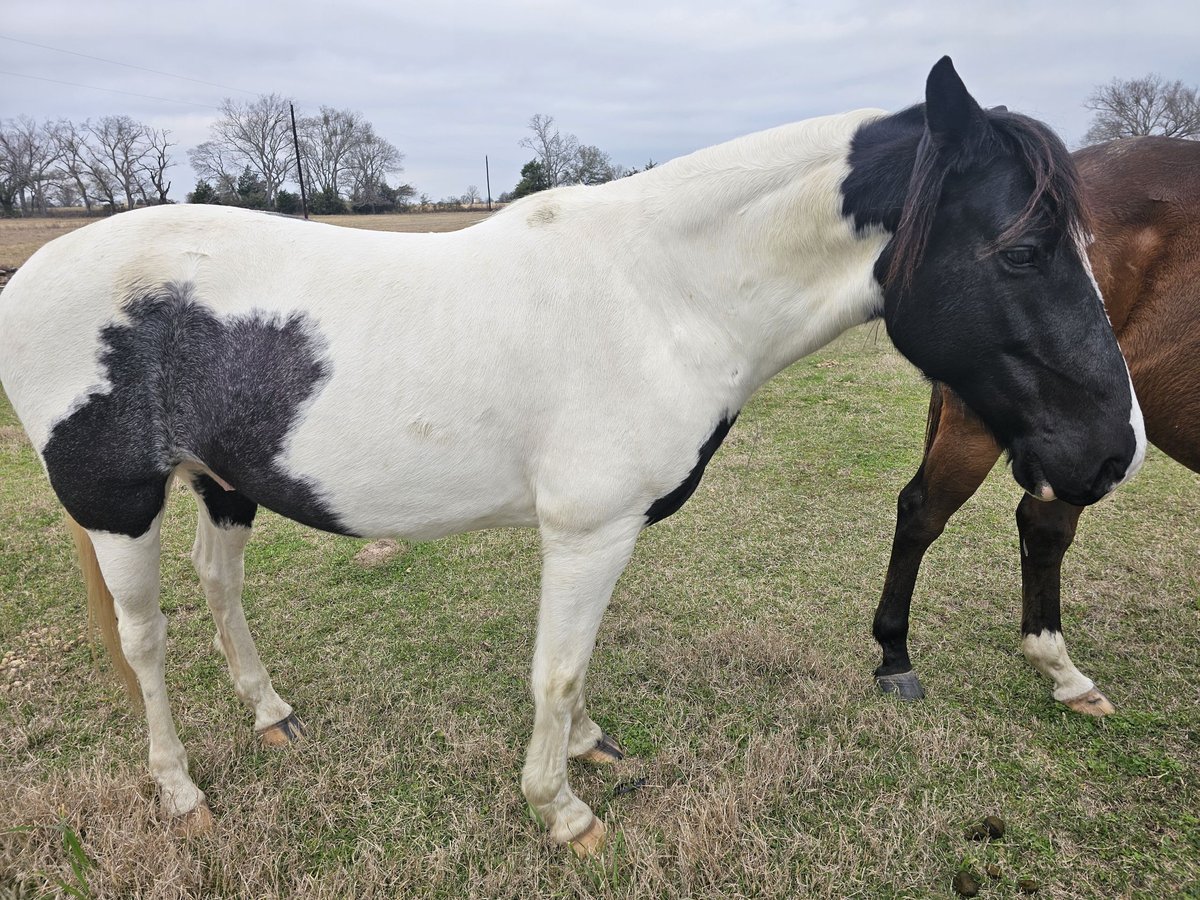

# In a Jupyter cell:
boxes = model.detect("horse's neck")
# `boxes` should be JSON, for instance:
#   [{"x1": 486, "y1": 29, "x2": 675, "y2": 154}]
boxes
[{"x1": 620, "y1": 109, "x2": 896, "y2": 396}]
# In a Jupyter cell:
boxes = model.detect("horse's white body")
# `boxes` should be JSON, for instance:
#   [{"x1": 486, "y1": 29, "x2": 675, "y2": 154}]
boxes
[
  {"x1": 3, "y1": 110, "x2": 887, "y2": 539},
  {"x1": 0, "y1": 109, "x2": 893, "y2": 848}
]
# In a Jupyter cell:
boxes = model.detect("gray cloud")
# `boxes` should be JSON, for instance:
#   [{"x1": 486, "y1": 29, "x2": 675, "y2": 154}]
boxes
[{"x1": 3, "y1": 1, "x2": 1197, "y2": 201}]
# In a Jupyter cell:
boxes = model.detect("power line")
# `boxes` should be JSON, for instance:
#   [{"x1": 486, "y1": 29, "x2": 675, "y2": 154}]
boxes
[
  {"x1": 0, "y1": 33, "x2": 260, "y2": 97},
  {"x1": 0, "y1": 69, "x2": 223, "y2": 110}
]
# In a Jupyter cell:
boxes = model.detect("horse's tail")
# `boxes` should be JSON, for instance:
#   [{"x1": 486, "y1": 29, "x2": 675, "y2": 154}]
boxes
[
  {"x1": 65, "y1": 514, "x2": 142, "y2": 708},
  {"x1": 922, "y1": 381, "x2": 947, "y2": 457}
]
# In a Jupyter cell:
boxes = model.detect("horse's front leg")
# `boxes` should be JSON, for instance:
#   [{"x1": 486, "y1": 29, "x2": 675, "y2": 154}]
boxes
[
  {"x1": 874, "y1": 385, "x2": 999, "y2": 699},
  {"x1": 1015, "y1": 495, "x2": 1112, "y2": 715},
  {"x1": 522, "y1": 518, "x2": 640, "y2": 856}
]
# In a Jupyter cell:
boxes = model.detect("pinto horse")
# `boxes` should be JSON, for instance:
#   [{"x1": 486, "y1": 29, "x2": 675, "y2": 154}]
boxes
[
  {"x1": 873, "y1": 135, "x2": 1198, "y2": 714},
  {"x1": 0, "y1": 59, "x2": 1144, "y2": 854}
]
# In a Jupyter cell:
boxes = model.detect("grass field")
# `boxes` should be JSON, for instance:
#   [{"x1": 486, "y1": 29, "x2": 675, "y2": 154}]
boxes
[{"x1": 1, "y1": 214, "x2": 1198, "y2": 898}]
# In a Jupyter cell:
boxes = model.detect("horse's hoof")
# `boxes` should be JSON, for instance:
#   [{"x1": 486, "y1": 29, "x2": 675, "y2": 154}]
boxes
[
  {"x1": 876, "y1": 670, "x2": 926, "y2": 701},
  {"x1": 171, "y1": 801, "x2": 215, "y2": 835},
  {"x1": 1062, "y1": 687, "x2": 1115, "y2": 717},
  {"x1": 568, "y1": 817, "x2": 606, "y2": 858},
  {"x1": 257, "y1": 712, "x2": 307, "y2": 747},
  {"x1": 578, "y1": 733, "x2": 625, "y2": 764}
]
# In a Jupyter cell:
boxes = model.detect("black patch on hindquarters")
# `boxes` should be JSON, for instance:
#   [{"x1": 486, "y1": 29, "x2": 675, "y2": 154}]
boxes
[
  {"x1": 42, "y1": 281, "x2": 354, "y2": 537},
  {"x1": 192, "y1": 474, "x2": 258, "y2": 529},
  {"x1": 644, "y1": 415, "x2": 736, "y2": 526}
]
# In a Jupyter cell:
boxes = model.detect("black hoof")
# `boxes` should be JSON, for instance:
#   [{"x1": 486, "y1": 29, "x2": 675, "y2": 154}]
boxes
[
  {"x1": 875, "y1": 670, "x2": 926, "y2": 701},
  {"x1": 578, "y1": 732, "x2": 625, "y2": 764},
  {"x1": 593, "y1": 733, "x2": 625, "y2": 761},
  {"x1": 277, "y1": 711, "x2": 307, "y2": 739}
]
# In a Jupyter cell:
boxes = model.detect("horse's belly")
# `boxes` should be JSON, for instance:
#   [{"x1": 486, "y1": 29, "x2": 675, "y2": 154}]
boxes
[{"x1": 279, "y1": 418, "x2": 538, "y2": 540}]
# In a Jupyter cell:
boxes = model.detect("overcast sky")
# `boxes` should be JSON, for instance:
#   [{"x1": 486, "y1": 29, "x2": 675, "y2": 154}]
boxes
[{"x1": 3, "y1": 1, "x2": 1198, "y2": 202}]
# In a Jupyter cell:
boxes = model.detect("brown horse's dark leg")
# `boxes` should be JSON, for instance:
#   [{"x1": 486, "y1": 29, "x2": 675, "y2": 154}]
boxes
[
  {"x1": 1014, "y1": 495, "x2": 1113, "y2": 714},
  {"x1": 874, "y1": 385, "x2": 1000, "y2": 699}
]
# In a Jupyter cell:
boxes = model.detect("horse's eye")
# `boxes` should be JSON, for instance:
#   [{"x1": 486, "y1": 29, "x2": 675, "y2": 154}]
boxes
[{"x1": 1002, "y1": 246, "x2": 1037, "y2": 267}]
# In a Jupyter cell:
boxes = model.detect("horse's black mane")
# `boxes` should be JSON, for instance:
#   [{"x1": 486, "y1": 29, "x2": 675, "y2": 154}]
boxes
[{"x1": 845, "y1": 104, "x2": 1089, "y2": 293}]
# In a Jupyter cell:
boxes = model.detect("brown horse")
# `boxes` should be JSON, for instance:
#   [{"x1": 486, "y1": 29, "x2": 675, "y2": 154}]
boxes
[{"x1": 872, "y1": 135, "x2": 1200, "y2": 714}]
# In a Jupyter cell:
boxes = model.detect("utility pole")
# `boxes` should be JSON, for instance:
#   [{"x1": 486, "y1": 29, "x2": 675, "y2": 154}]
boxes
[
  {"x1": 290, "y1": 103, "x2": 309, "y2": 219},
  {"x1": 485, "y1": 155, "x2": 492, "y2": 211}
]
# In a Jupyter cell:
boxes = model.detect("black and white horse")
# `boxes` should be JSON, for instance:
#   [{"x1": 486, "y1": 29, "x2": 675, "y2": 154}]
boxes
[{"x1": 0, "y1": 58, "x2": 1143, "y2": 854}]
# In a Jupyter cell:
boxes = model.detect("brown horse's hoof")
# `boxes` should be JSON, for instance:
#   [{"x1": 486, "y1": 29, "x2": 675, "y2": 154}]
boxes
[
  {"x1": 578, "y1": 733, "x2": 625, "y2": 765},
  {"x1": 257, "y1": 712, "x2": 307, "y2": 747},
  {"x1": 171, "y1": 801, "x2": 215, "y2": 835},
  {"x1": 1062, "y1": 688, "x2": 1115, "y2": 717},
  {"x1": 568, "y1": 817, "x2": 606, "y2": 858}
]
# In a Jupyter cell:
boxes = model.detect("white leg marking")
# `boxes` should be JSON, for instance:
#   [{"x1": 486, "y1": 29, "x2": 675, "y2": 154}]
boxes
[
  {"x1": 522, "y1": 519, "x2": 639, "y2": 847},
  {"x1": 191, "y1": 511, "x2": 293, "y2": 731},
  {"x1": 1021, "y1": 629, "x2": 1094, "y2": 701},
  {"x1": 90, "y1": 514, "x2": 205, "y2": 817}
]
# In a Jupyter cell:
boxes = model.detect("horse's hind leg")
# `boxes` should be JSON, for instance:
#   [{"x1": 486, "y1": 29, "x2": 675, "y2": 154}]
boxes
[
  {"x1": 522, "y1": 518, "x2": 640, "y2": 856},
  {"x1": 86, "y1": 492, "x2": 211, "y2": 826},
  {"x1": 1014, "y1": 495, "x2": 1111, "y2": 715},
  {"x1": 189, "y1": 476, "x2": 299, "y2": 744}
]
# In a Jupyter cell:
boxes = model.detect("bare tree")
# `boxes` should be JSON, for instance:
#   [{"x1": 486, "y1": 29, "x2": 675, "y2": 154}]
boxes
[
  {"x1": 205, "y1": 94, "x2": 295, "y2": 207},
  {"x1": 0, "y1": 128, "x2": 21, "y2": 215},
  {"x1": 0, "y1": 117, "x2": 60, "y2": 213},
  {"x1": 462, "y1": 184, "x2": 481, "y2": 207},
  {"x1": 188, "y1": 140, "x2": 239, "y2": 199},
  {"x1": 298, "y1": 106, "x2": 363, "y2": 198},
  {"x1": 519, "y1": 114, "x2": 579, "y2": 187},
  {"x1": 1084, "y1": 74, "x2": 1200, "y2": 144},
  {"x1": 86, "y1": 116, "x2": 151, "y2": 211},
  {"x1": 345, "y1": 125, "x2": 404, "y2": 211},
  {"x1": 53, "y1": 180, "x2": 81, "y2": 209},
  {"x1": 141, "y1": 127, "x2": 175, "y2": 204},
  {"x1": 49, "y1": 120, "x2": 97, "y2": 213}
]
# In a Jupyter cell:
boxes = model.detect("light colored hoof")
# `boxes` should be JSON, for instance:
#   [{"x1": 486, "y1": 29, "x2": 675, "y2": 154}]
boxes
[
  {"x1": 257, "y1": 712, "x2": 307, "y2": 747},
  {"x1": 171, "y1": 801, "x2": 215, "y2": 835},
  {"x1": 1062, "y1": 688, "x2": 1115, "y2": 717},
  {"x1": 568, "y1": 817, "x2": 606, "y2": 858},
  {"x1": 578, "y1": 733, "x2": 625, "y2": 765}
]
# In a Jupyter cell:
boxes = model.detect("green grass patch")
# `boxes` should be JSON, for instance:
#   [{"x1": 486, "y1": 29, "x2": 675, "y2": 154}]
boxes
[{"x1": 2, "y1": 327, "x2": 1198, "y2": 898}]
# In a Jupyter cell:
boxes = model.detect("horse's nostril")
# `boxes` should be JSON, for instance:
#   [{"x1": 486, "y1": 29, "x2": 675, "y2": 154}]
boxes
[{"x1": 1093, "y1": 455, "x2": 1128, "y2": 494}]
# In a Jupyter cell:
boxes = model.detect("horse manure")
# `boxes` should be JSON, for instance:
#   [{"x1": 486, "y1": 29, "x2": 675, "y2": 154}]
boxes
[
  {"x1": 952, "y1": 871, "x2": 980, "y2": 897},
  {"x1": 966, "y1": 815, "x2": 1006, "y2": 841},
  {"x1": 985, "y1": 863, "x2": 1001, "y2": 879},
  {"x1": 1017, "y1": 877, "x2": 1040, "y2": 894},
  {"x1": 612, "y1": 777, "x2": 647, "y2": 799}
]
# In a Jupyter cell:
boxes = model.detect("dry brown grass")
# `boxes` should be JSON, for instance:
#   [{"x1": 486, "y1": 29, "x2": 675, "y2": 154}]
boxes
[
  {"x1": 0, "y1": 218, "x2": 93, "y2": 269},
  {"x1": 1, "y1": 216, "x2": 1198, "y2": 898},
  {"x1": 0, "y1": 210, "x2": 495, "y2": 273}
]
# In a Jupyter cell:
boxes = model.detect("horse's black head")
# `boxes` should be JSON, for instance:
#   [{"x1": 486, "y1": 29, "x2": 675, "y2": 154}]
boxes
[{"x1": 843, "y1": 57, "x2": 1145, "y2": 506}]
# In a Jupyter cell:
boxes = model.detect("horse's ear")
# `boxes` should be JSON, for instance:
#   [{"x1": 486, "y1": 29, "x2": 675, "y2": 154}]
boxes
[{"x1": 924, "y1": 56, "x2": 987, "y2": 147}]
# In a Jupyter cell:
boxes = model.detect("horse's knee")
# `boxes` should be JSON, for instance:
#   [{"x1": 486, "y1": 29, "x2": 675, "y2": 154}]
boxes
[
  {"x1": 894, "y1": 475, "x2": 943, "y2": 548},
  {"x1": 1016, "y1": 497, "x2": 1079, "y2": 563}
]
